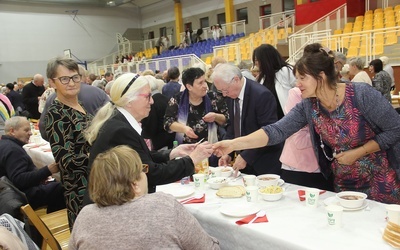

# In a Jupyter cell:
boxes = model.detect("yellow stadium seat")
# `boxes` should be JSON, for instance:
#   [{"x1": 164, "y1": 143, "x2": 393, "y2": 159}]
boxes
[
  {"x1": 333, "y1": 29, "x2": 342, "y2": 35},
  {"x1": 372, "y1": 43, "x2": 384, "y2": 55},
  {"x1": 355, "y1": 16, "x2": 364, "y2": 22},
  {"x1": 375, "y1": 34, "x2": 384, "y2": 44},
  {"x1": 374, "y1": 22, "x2": 384, "y2": 29},
  {"x1": 358, "y1": 45, "x2": 367, "y2": 56},
  {"x1": 375, "y1": 8, "x2": 383, "y2": 13},
  {"x1": 385, "y1": 32, "x2": 398, "y2": 45},
  {"x1": 385, "y1": 21, "x2": 396, "y2": 28},
  {"x1": 205, "y1": 56, "x2": 212, "y2": 65},
  {"x1": 350, "y1": 37, "x2": 360, "y2": 47},
  {"x1": 395, "y1": 5, "x2": 400, "y2": 11},
  {"x1": 365, "y1": 10, "x2": 373, "y2": 15},
  {"x1": 347, "y1": 47, "x2": 358, "y2": 57},
  {"x1": 384, "y1": 6, "x2": 393, "y2": 12}
]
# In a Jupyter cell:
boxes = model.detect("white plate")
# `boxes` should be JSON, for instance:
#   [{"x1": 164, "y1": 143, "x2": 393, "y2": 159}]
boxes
[
  {"x1": 324, "y1": 196, "x2": 368, "y2": 211},
  {"x1": 219, "y1": 203, "x2": 260, "y2": 217},
  {"x1": 161, "y1": 184, "x2": 195, "y2": 198}
]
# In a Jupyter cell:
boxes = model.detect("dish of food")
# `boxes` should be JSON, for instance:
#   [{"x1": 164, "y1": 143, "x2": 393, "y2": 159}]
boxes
[
  {"x1": 220, "y1": 203, "x2": 260, "y2": 217},
  {"x1": 324, "y1": 196, "x2": 368, "y2": 211},
  {"x1": 216, "y1": 185, "x2": 245, "y2": 198},
  {"x1": 161, "y1": 183, "x2": 195, "y2": 198}
]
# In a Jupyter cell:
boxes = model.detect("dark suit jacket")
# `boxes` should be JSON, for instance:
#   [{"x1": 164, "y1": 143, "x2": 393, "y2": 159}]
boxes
[
  {"x1": 22, "y1": 82, "x2": 44, "y2": 119},
  {"x1": 88, "y1": 110, "x2": 194, "y2": 194},
  {"x1": 141, "y1": 92, "x2": 175, "y2": 150},
  {"x1": 225, "y1": 78, "x2": 283, "y2": 175}
]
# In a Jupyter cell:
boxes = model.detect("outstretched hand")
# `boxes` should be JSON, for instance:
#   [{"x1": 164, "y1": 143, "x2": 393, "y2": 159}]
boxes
[{"x1": 212, "y1": 140, "x2": 234, "y2": 157}]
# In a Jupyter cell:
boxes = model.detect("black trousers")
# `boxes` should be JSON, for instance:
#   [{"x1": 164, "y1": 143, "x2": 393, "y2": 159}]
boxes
[
  {"x1": 281, "y1": 169, "x2": 334, "y2": 191},
  {"x1": 26, "y1": 181, "x2": 66, "y2": 213}
]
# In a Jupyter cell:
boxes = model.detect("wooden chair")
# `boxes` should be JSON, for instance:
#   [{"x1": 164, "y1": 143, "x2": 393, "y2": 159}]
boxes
[{"x1": 21, "y1": 204, "x2": 70, "y2": 250}]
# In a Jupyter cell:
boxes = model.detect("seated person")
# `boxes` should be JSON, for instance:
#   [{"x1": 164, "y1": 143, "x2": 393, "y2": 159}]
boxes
[
  {"x1": 0, "y1": 116, "x2": 65, "y2": 213},
  {"x1": 70, "y1": 145, "x2": 220, "y2": 250}
]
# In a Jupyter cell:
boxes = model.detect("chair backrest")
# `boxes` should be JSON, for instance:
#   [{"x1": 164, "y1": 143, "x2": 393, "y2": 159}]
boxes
[{"x1": 20, "y1": 204, "x2": 61, "y2": 250}]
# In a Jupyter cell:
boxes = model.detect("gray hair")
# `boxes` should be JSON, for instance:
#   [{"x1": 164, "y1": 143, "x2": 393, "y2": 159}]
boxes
[
  {"x1": 334, "y1": 52, "x2": 347, "y2": 65},
  {"x1": 5, "y1": 116, "x2": 28, "y2": 134},
  {"x1": 348, "y1": 57, "x2": 365, "y2": 70},
  {"x1": 211, "y1": 63, "x2": 242, "y2": 84}
]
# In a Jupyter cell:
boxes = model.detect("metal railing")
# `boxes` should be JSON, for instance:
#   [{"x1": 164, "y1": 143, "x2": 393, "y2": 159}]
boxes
[{"x1": 88, "y1": 54, "x2": 206, "y2": 76}]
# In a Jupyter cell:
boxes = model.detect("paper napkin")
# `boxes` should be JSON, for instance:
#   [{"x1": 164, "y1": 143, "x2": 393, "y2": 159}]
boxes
[
  {"x1": 236, "y1": 213, "x2": 268, "y2": 225},
  {"x1": 298, "y1": 189, "x2": 326, "y2": 201},
  {"x1": 180, "y1": 194, "x2": 205, "y2": 204}
]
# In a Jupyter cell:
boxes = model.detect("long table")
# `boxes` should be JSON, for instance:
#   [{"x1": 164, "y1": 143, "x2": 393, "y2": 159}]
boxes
[
  {"x1": 157, "y1": 178, "x2": 393, "y2": 250},
  {"x1": 23, "y1": 141, "x2": 54, "y2": 169}
]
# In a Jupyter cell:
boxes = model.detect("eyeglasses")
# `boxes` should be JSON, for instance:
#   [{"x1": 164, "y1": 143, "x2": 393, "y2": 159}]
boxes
[
  {"x1": 53, "y1": 74, "x2": 81, "y2": 85},
  {"x1": 218, "y1": 77, "x2": 235, "y2": 94},
  {"x1": 137, "y1": 93, "x2": 152, "y2": 102},
  {"x1": 142, "y1": 164, "x2": 149, "y2": 173}
]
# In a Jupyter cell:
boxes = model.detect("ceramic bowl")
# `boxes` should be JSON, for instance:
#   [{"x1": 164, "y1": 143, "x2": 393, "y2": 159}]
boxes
[
  {"x1": 258, "y1": 186, "x2": 284, "y2": 201},
  {"x1": 336, "y1": 191, "x2": 367, "y2": 209},
  {"x1": 218, "y1": 166, "x2": 233, "y2": 177},
  {"x1": 207, "y1": 177, "x2": 229, "y2": 190},
  {"x1": 257, "y1": 174, "x2": 280, "y2": 187}
]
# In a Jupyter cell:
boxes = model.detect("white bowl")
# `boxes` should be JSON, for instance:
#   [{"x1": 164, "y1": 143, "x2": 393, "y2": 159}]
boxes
[
  {"x1": 258, "y1": 186, "x2": 284, "y2": 201},
  {"x1": 257, "y1": 174, "x2": 280, "y2": 187},
  {"x1": 218, "y1": 166, "x2": 233, "y2": 177},
  {"x1": 207, "y1": 177, "x2": 229, "y2": 189},
  {"x1": 336, "y1": 191, "x2": 367, "y2": 209}
]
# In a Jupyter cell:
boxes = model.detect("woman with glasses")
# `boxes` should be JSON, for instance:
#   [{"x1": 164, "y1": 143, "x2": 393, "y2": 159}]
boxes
[
  {"x1": 214, "y1": 43, "x2": 400, "y2": 204},
  {"x1": 70, "y1": 145, "x2": 219, "y2": 249},
  {"x1": 163, "y1": 67, "x2": 228, "y2": 166},
  {"x1": 44, "y1": 57, "x2": 92, "y2": 229},
  {"x1": 84, "y1": 73, "x2": 213, "y2": 201}
]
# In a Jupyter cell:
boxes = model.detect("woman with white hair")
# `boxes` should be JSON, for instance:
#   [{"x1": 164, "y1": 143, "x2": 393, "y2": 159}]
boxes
[
  {"x1": 339, "y1": 64, "x2": 351, "y2": 83},
  {"x1": 380, "y1": 56, "x2": 395, "y2": 89},
  {"x1": 348, "y1": 57, "x2": 372, "y2": 85},
  {"x1": 84, "y1": 73, "x2": 213, "y2": 201}
]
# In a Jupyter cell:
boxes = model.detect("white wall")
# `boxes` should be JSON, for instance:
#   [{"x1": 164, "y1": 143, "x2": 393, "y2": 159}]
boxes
[{"x1": 0, "y1": 2, "x2": 140, "y2": 83}]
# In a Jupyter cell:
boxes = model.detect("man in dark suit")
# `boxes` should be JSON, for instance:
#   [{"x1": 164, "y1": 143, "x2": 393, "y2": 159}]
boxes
[
  {"x1": 212, "y1": 63, "x2": 283, "y2": 175},
  {"x1": 22, "y1": 74, "x2": 45, "y2": 119}
]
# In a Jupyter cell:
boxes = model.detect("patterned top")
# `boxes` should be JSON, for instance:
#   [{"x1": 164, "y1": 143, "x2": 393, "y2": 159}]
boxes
[
  {"x1": 312, "y1": 84, "x2": 400, "y2": 204},
  {"x1": 372, "y1": 70, "x2": 392, "y2": 102},
  {"x1": 164, "y1": 91, "x2": 229, "y2": 144},
  {"x1": 44, "y1": 100, "x2": 92, "y2": 228}
]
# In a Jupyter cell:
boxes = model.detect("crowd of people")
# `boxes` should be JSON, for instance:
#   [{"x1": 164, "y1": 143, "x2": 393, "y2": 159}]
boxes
[{"x1": 0, "y1": 41, "x2": 399, "y2": 248}]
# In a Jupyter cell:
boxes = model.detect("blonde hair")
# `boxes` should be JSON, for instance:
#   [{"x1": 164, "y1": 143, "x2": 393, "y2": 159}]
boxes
[
  {"x1": 89, "y1": 145, "x2": 143, "y2": 207},
  {"x1": 84, "y1": 73, "x2": 150, "y2": 144}
]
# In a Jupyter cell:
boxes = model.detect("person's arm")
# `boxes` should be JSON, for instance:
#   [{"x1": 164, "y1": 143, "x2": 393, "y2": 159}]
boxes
[{"x1": 173, "y1": 198, "x2": 220, "y2": 250}]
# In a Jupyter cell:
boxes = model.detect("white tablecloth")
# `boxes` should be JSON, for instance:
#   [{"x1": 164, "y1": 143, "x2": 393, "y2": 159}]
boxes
[
  {"x1": 23, "y1": 142, "x2": 54, "y2": 168},
  {"x1": 156, "y1": 178, "x2": 393, "y2": 250}
]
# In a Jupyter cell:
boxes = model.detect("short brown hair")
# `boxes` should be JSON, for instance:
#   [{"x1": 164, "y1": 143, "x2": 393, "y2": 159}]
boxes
[{"x1": 89, "y1": 145, "x2": 143, "y2": 207}]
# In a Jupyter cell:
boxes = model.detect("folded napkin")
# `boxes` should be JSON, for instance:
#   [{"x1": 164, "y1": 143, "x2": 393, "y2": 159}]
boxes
[
  {"x1": 236, "y1": 213, "x2": 268, "y2": 225},
  {"x1": 298, "y1": 189, "x2": 326, "y2": 201},
  {"x1": 180, "y1": 194, "x2": 205, "y2": 204}
]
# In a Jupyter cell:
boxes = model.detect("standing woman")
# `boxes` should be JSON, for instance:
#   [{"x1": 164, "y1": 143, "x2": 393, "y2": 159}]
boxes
[
  {"x1": 45, "y1": 57, "x2": 92, "y2": 228},
  {"x1": 252, "y1": 44, "x2": 296, "y2": 119},
  {"x1": 369, "y1": 59, "x2": 392, "y2": 102},
  {"x1": 214, "y1": 43, "x2": 400, "y2": 204},
  {"x1": 164, "y1": 67, "x2": 228, "y2": 145}
]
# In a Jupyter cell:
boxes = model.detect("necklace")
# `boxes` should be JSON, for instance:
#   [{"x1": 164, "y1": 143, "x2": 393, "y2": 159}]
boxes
[{"x1": 316, "y1": 86, "x2": 341, "y2": 161}]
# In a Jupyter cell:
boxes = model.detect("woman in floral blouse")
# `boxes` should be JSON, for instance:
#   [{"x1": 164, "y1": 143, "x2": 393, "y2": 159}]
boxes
[{"x1": 164, "y1": 67, "x2": 229, "y2": 147}]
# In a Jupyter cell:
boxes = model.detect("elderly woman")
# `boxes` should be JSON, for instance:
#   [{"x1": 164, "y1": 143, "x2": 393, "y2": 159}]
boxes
[
  {"x1": 70, "y1": 145, "x2": 220, "y2": 249},
  {"x1": 369, "y1": 59, "x2": 392, "y2": 102},
  {"x1": 44, "y1": 57, "x2": 92, "y2": 228},
  {"x1": 164, "y1": 67, "x2": 228, "y2": 145},
  {"x1": 84, "y1": 73, "x2": 213, "y2": 198},
  {"x1": 214, "y1": 43, "x2": 400, "y2": 204},
  {"x1": 349, "y1": 57, "x2": 372, "y2": 85}
]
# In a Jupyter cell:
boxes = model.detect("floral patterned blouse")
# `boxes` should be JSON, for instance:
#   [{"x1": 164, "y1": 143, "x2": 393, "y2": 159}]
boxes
[
  {"x1": 164, "y1": 91, "x2": 229, "y2": 144},
  {"x1": 372, "y1": 70, "x2": 392, "y2": 102},
  {"x1": 45, "y1": 100, "x2": 92, "y2": 228},
  {"x1": 311, "y1": 84, "x2": 400, "y2": 204}
]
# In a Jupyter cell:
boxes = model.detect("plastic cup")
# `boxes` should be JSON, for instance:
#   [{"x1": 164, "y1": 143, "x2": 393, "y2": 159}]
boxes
[
  {"x1": 210, "y1": 168, "x2": 222, "y2": 178},
  {"x1": 193, "y1": 174, "x2": 206, "y2": 189},
  {"x1": 386, "y1": 204, "x2": 400, "y2": 225},
  {"x1": 326, "y1": 204, "x2": 343, "y2": 229},
  {"x1": 245, "y1": 186, "x2": 259, "y2": 203},
  {"x1": 243, "y1": 175, "x2": 256, "y2": 187},
  {"x1": 305, "y1": 188, "x2": 320, "y2": 208}
]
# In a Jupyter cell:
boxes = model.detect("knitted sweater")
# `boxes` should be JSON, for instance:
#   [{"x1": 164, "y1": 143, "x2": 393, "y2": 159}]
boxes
[{"x1": 70, "y1": 192, "x2": 220, "y2": 250}]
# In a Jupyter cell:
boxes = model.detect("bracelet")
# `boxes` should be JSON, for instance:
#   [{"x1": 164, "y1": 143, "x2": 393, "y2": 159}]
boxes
[{"x1": 362, "y1": 145, "x2": 369, "y2": 155}]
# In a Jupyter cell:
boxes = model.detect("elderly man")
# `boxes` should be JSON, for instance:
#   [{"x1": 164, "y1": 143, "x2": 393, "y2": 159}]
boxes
[
  {"x1": 0, "y1": 116, "x2": 65, "y2": 212},
  {"x1": 211, "y1": 63, "x2": 283, "y2": 175},
  {"x1": 22, "y1": 74, "x2": 45, "y2": 119}
]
